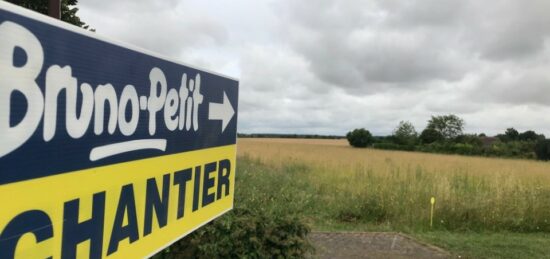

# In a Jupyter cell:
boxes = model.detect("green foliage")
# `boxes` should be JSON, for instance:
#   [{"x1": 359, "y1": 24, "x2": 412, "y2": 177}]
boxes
[
  {"x1": 352, "y1": 116, "x2": 545, "y2": 160},
  {"x1": 235, "y1": 143, "x2": 550, "y2": 257},
  {"x1": 156, "y1": 208, "x2": 313, "y2": 258},
  {"x1": 337, "y1": 197, "x2": 390, "y2": 223},
  {"x1": 235, "y1": 155, "x2": 319, "y2": 218},
  {"x1": 426, "y1": 114, "x2": 464, "y2": 140},
  {"x1": 7, "y1": 0, "x2": 92, "y2": 29},
  {"x1": 229, "y1": 153, "x2": 550, "y2": 257},
  {"x1": 233, "y1": 156, "x2": 550, "y2": 234},
  {"x1": 415, "y1": 140, "x2": 536, "y2": 159},
  {"x1": 448, "y1": 143, "x2": 477, "y2": 155},
  {"x1": 346, "y1": 128, "x2": 374, "y2": 148},
  {"x1": 152, "y1": 156, "x2": 314, "y2": 259},
  {"x1": 417, "y1": 231, "x2": 550, "y2": 259},
  {"x1": 372, "y1": 135, "x2": 397, "y2": 144},
  {"x1": 498, "y1": 129, "x2": 545, "y2": 143},
  {"x1": 519, "y1": 130, "x2": 545, "y2": 142},
  {"x1": 535, "y1": 139, "x2": 550, "y2": 161},
  {"x1": 392, "y1": 121, "x2": 418, "y2": 145},
  {"x1": 454, "y1": 134, "x2": 482, "y2": 147},
  {"x1": 485, "y1": 141, "x2": 536, "y2": 159},
  {"x1": 419, "y1": 127, "x2": 443, "y2": 144},
  {"x1": 505, "y1": 128, "x2": 519, "y2": 141},
  {"x1": 373, "y1": 142, "x2": 415, "y2": 151}
]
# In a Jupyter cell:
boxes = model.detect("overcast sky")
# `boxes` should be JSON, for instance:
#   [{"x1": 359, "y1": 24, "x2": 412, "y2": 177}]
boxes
[{"x1": 78, "y1": 0, "x2": 550, "y2": 136}]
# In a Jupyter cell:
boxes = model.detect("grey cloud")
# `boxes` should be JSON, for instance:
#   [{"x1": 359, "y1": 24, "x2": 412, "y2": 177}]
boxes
[
  {"x1": 469, "y1": 66, "x2": 550, "y2": 105},
  {"x1": 278, "y1": 0, "x2": 550, "y2": 94},
  {"x1": 79, "y1": 1, "x2": 227, "y2": 58},
  {"x1": 372, "y1": 0, "x2": 550, "y2": 61},
  {"x1": 465, "y1": 0, "x2": 550, "y2": 61},
  {"x1": 79, "y1": 0, "x2": 181, "y2": 13},
  {"x1": 237, "y1": 44, "x2": 432, "y2": 135},
  {"x1": 379, "y1": 0, "x2": 467, "y2": 27},
  {"x1": 119, "y1": 13, "x2": 227, "y2": 57},
  {"x1": 77, "y1": 0, "x2": 550, "y2": 136},
  {"x1": 279, "y1": 1, "x2": 471, "y2": 94},
  {"x1": 464, "y1": 105, "x2": 550, "y2": 136}
]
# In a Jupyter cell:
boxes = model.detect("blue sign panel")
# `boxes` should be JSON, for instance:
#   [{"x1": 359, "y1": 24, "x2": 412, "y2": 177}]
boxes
[{"x1": 0, "y1": 4, "x2": 239, "y2": 185}]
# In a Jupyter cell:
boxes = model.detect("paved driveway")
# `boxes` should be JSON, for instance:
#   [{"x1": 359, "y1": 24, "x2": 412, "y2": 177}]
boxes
[{"x1": 310, "y1": 232, "x2": 451, "y2": 259}]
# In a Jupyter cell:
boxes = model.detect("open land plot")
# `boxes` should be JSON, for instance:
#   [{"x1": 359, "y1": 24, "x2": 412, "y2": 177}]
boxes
[{"x1": 235, "y1": 138, "x2": 550, "y2": 258}]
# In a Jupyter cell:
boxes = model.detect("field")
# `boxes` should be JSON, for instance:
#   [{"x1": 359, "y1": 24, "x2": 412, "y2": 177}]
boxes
[{"x1": 235, "y1": 138, "x2": 550, "y2": 258}]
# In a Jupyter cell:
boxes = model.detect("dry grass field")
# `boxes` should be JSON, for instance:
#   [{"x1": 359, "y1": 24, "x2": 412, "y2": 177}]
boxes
[
  {"x1": 235, "y1": 138, "x2": 550, "y2": 257},
  {"x1": 238, "y1": 138, "x2": 550, "y2": 180}
]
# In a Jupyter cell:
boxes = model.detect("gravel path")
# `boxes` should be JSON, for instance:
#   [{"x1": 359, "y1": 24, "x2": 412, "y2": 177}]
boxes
[{"x1": 309, "y1": 232, "x2": 451, "y2": 259}]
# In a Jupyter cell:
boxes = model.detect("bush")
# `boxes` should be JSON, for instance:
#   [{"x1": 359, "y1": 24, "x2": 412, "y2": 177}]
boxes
[
  {"x1": 419, "y1": 128, "x2": 444, "y2": 144},
  {"x1": 484, "y1": 141, "x2": 536, "y2": 159},
  {"x1": 346, "y1": 128, "x2": 374, "y2": 147},
  {"x1": 373, "y1": 143, "x2": 415, "y2": 151},
  {"x1": 454, "y1": 134, "x2": 483, "y2": 146},
  {"x1": 155, "y1": 208, "x2": 313, "y2": 258},
  {"x1": 535, "y1": 139, "x2": 550, "y2": 161},
  {"x1": 449, "y1": 143, "x2": 477, "y2": 155}
]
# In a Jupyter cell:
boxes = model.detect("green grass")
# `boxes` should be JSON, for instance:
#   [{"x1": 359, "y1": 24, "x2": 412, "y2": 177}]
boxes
[
  {"x1": 415, "y1": 231, "x2": 550, "y2": 259},
  {"x1": 235, "y1": 155, "x2": 550, "y2": 258}
]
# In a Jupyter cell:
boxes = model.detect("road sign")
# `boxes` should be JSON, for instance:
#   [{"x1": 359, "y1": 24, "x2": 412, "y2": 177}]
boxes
[{"x1": 0, "y1": 2, "x2": 238, "y2": 258}]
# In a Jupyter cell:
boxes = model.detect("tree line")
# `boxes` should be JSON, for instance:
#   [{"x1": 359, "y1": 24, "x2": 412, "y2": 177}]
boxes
[
  {"x1": 238, "y1": 133, "x2": 344, "y2": 139},
  {"x1": 346, "y1": 114, "x2": 550, "y2": 161}
]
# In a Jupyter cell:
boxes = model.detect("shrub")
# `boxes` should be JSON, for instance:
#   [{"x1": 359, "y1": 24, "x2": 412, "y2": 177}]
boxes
[
  {"x1": 155, "y1": 208, "x2": 313, "y2": 258},
  {"x1": 454, "y1": 134, "x2": 483, "y2": 146},
  {"x1": 535, "y1": 139, "x2": 550, "y2": 161},
  {"x1": 449, "y1": 143, "x2": 477, "y2": 155},
  {"x1": 485, "y1": 141, "x2": 536, "y2": 159},
  {"x1": 346, "y1": 128, "x2": 374, "y2": 147},
  {"x1": 419, "y1": 128, "x2": 444, "y2": 144},
  {"x1": 519, "y1": 130, "x2": 542, "y2": 142},
  {"x1": 373, "y1": 143, "x2": 415, "y2": 151}
]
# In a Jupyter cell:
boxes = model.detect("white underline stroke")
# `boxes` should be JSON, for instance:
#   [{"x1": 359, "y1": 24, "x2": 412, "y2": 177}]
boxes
[{"x1": 89, "y1": 139, "x2": 167, "y2": 161}]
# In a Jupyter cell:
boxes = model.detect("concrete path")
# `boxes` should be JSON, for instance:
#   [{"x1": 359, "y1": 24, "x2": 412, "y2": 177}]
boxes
[{"x1": 309, "y1": 232, "x2": 451, "y2": 259}]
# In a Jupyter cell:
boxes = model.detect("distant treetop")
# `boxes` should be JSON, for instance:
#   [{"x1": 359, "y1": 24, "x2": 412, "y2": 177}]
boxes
[
  {"x1": 7, "y1": 0, "x2": 92, "y2": 30},
  {"x1": 426, "y1": 114, "x2": 464, "y2": 140}
]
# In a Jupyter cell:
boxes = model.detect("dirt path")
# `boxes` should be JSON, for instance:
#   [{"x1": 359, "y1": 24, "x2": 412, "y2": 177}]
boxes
[{"x1": 309, "y1": 232, "x2": 451, "y2": 259}]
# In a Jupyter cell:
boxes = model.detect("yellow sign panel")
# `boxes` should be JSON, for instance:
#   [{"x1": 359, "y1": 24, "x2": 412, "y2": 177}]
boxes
[{"x1": 0, "y1": 145, "x2": 236, "y2": 258}]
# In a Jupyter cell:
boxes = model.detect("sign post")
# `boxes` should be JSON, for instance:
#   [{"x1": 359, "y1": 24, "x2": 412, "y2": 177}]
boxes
[
  {"x1": 48, "y1": 0, "x2": 60, "y2": 19},
  {"x1": 0, "y1": 2, "x2": 239, "y2": 258}
]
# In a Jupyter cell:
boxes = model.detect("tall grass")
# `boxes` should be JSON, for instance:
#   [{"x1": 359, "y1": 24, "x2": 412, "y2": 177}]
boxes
[{"x1": 236, "y1": 138, "x2": 550, "y2": 232}]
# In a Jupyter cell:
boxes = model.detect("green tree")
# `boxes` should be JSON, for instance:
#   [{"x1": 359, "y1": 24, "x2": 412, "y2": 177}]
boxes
[
  {"x1": 426, "y1": 114, "x2": 464, "y2": 140},
  {"x1": 393, "y1": 121, "x2": 417, "y2": 145},
  {"x1": 346, "y1": 128, "x2": 374, "y2": 148},
  {"x1": 419, "y1": 128, "x2": 443, "y2": 144},
  {"x1": 6, "y1": 0, "x2": 92, "y2": 29},
  {"x1": 518, "y1": 130, "x2": 544, "y2": 142},
  {"x1": 505, "y1": 128, "x2": 519, "y2": 141}
]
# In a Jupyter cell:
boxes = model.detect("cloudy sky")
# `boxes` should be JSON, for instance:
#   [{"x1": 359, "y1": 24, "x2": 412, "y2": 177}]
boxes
[{"x1": 78, "y1": 0, "x2": 550, "y2": 136}]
